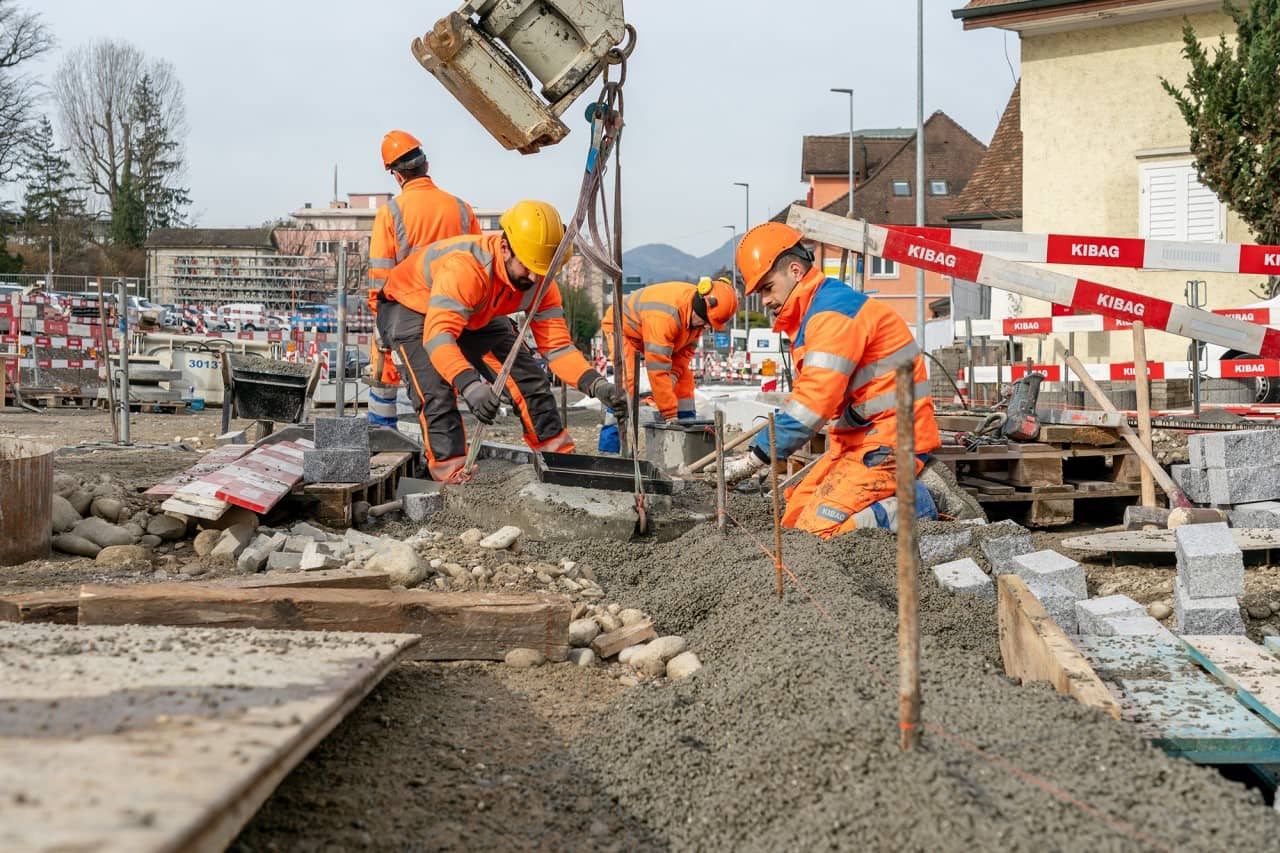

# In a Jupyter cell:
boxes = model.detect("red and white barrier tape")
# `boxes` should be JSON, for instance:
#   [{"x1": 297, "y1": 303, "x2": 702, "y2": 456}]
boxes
[
  {"x1": 887, "y1": 225, "x2": 1280, "y2": 276},
  {"x1": 958, "y1": 358, "x2": 1280, "y2": 383},
  {"x1": 788, "y1": 207, "x2": 1280, "y2": 358},
  {"x1": 970, "y1": 305, "x2": 1278, "y2": 337}
]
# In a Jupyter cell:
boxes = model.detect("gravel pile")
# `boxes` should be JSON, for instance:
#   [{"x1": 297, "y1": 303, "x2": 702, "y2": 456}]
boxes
[{"x1": 523, "y1": 492, "x2": 1274, "y2": 850}]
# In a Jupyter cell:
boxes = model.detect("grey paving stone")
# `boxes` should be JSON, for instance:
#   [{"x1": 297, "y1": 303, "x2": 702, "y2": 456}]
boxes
[
  {"x1": 1175, "y1": 522, "x2": 1244, "y2": 598},
  {"x1": 303, "y1": 449, "x2": 370, "y2": 484},
  {"x1": 931, "y1": 558, "x2": 994, "y2": 600},
  {"x1": 314, "y1": 417, "x2": 370, "y2": 451},
  {"x1": 1010, "y1": 549, "x2": 1088, "y2": 601},
  {"x1": 1174, "y1": 576, "x2": 1245, "y2": 635}
]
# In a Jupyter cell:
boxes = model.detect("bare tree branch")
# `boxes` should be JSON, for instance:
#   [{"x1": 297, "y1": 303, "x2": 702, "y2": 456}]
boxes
[{"x1": 0, "y1": 1, "x2": 51, "y2": 181}]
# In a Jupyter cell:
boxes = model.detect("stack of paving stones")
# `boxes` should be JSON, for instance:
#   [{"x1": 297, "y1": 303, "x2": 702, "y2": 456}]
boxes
[
  {"x1": 1173, "y1": 522, "x2": 1246, "y2": 634},
  {"x1": 1173, "y1": 429, "x2": 1280, "y2": 520},
  {"x1": 302, "y1": 417, "x2": 371, "y2": 484}
]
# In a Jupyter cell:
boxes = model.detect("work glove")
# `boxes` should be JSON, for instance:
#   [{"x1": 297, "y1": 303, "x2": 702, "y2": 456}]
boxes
[
  {"x1": 723, "y1": 451, "x2": 768, "y2": 485},
  {"x1": 461, "y1": 380, "x2": 501, "y2": 425},
  {"x1": 590, "y1": 378, "x2": 629, "y2": 412}
]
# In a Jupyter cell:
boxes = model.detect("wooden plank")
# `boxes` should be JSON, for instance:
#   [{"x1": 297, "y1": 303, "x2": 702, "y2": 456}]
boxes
[
  {"x1": 78, "y1": 584, "x2": 572, "y2": 662},
  {"x1": 997, "y1": 575, "x2": 1121, "y2": 719},
  {"x1": 959, "y1": 475, "x2": 1015, "y2": 495},
  {"x1": 1077, "y1": 634, "x2": 1280, "y2": 763},
  {"x1": 203, "y1": 567, "x2": 392, "y2": 590},
  {"x1": 1038, "y1": 424, "x2": 1120, "y2": 446},
  {"x1": 1062, "y1": 528, "x2": 1280, "y2": 554},
  {"x1": 972, "y1": 487, "x2": 1142, "y2": 504},
  {"x1": 0, "y1": 622, "x2": 416, "y2": 853},
  {"x1": 0, "y1": 590, "x2": 79, "y2": 624},
  {"x1": 935, "y1": 414, "x2": 986, "y2": 432},
  {"x1": 1025, "y1": 498, "x2": 1074, "y2": 528},
  {"x1": 591, "y1": 621, "x2": 656, "y2": 659},
  {"x1": 1180, "y1": 635, "x2": 1280, "y2": 731}
]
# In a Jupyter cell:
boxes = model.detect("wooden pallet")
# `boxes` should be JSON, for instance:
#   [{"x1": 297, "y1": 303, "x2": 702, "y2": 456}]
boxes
[
  {"x1": 2, "y1": 390, "x2": 96, "y2": 409},
  {"x1": 94, "y1": 397, "x2": 189, "y2": 414},
  {"x1": 299, "y1": 451, "x2": 416, "y2": 526},
  {"x1": 933, "y1": 429, "x2": 1142, "y2": 527}
]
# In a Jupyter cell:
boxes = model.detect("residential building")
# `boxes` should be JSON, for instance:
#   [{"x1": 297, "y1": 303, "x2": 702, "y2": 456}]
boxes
[
  {"x1": 800, "y1": 112, "x2": 988, "y2": 326},
  {"x1": 953, "y1": 0, "x2": 1252, "y2": 362}
]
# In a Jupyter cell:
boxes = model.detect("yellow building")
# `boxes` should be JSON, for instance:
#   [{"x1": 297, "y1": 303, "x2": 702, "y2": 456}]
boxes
[{"x1": 954, "y1": 1, "x2": 1261, "y2": 365}]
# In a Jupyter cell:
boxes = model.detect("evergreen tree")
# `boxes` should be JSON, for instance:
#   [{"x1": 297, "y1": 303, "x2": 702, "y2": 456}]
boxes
[
  {"x1": 1163, "y1": 1, "x2": 1280, "y2": 293},
  {"x1": 109, "y1": 160, "x2": 145, "y2": 248},
  {"x1": 19, "y1": 115, "x2": 87, "y2": 261},
  {"x1": 129, "y1": 73, "x2": 190, "y2": 235},
  {"x1": 560, "y1": 284, "x2": 601, "y2": 353}
]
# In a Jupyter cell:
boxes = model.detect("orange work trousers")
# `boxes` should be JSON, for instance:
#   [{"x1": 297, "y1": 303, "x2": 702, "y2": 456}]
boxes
[{"x1": 783, "y1": 443, "x2": 924, "y2": 540}]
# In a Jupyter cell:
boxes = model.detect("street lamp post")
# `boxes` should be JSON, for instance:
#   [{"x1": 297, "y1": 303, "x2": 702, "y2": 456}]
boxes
[
  {"x1": 915, "y1": 0, "x2": 927, "y2": 348},
  {"x1": 831, "y1": 87, "x2": 862, "y2": 291},
  {"x1": 733, "y1": 181, "x2": 750, "y2": 357},
  {"x1": 723, "y1": 224, "x2": 737, "y2": 341}
]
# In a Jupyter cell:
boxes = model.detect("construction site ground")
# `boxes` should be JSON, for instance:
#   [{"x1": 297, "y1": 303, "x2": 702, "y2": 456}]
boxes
[{"x1": 6, "y1": 407, "x2": 1280, "y2": 848}]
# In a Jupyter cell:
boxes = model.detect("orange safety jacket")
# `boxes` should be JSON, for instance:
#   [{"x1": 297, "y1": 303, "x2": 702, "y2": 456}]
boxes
[
  {"x1": 601, "y1": 281, "x2": 703, "y2": 419},
  {"x1": 366, "y1": 177, "x2": 481, "y2": 315},
  {"x1": 749, "y1": 267, "x2": 940, "y2": 464},
  {"x1": 381, "y1": 233, "x2": 600, "y2": 394}
]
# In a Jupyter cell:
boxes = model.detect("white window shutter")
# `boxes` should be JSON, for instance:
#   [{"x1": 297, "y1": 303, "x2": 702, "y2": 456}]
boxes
[
  {"x1": 1143, "y1": 165, "x2": 1180, "y2": 240},
  {"x1": 1185, "y1": 169, "x2": 1222, "y2": 242}
]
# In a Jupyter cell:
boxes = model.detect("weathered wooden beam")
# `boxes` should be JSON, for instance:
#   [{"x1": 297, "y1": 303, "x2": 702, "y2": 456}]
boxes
[
  {"x1": 997, "y1": 575, "x2": 1121, "y2": 719},
  {"x1": 204, "y1": 567, "x2": 392, "y2": 590},
  {"x1": 0, "y1": 590, "x2": 79, "y2": 624},
  {"x1": 78, "y1": 584, "x2": 571, "y2": 662}
]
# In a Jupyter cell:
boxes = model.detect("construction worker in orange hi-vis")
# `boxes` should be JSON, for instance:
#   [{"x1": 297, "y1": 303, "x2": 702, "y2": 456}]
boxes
[
  {"x1": 377, "y1": 199, "x2": 628, "y2": 481},
  {"x1": 365, "y1": 129, "x2": 481, "y2": 429},
  {"x1": 720, "y1": 222, "x2": 942, "y2": 539},
  {"x1": 597, "y1": 276, "x2": 737, "y2": 452}
]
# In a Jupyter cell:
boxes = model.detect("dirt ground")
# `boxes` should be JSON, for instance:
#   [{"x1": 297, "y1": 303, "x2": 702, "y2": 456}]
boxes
[{"x1": 8, "y1": 407, "x2": 1280, "y2": 849}]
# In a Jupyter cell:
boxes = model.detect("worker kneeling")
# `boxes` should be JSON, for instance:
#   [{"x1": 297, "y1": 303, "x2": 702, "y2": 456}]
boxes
[
  {"x1": 722, "y1": 223, "x2": 941, "y2": 539},
  {"x1": 377, "y1": 199, "x2": 627, "y2": 480},
  {"x1": 597, "y1": 276, "x2": 737, "y2": 452}
]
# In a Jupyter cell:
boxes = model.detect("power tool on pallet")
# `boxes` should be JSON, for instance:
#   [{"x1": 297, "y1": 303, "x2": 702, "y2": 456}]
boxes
[{"x1": 1000, "y1": 372, "x2": 1044, "y2": 442}]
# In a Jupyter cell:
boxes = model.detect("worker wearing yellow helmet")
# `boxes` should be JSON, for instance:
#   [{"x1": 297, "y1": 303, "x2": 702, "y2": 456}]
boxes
[
  {"x1": 378, "y1": 200, "x2": 626, "y2": 480},
  {"x1": 365, "y1": 129, "x2": 481, "y2": 430},
  {"x1": 596, "y1": 275, "x2": 737, "y2": 451}
]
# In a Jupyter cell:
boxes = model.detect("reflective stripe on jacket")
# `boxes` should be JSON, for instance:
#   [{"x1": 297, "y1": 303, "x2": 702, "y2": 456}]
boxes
[
  {"x1": 381, "y1": 233, "x2": 598, "y2": 393},
  {"x1": 366, "y1": 177, "x2": 480, "y2": 314},
  {"x1": 601, "y1": 281, "x2": 702, "y2": 419},
  {"x1": 750, "y1": 268, "x2": 940, "y2": 462}
]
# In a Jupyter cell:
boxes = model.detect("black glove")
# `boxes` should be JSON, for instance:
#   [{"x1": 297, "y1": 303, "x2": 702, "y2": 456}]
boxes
[
  {"x1": 461, "y1": 380, "x2": 500, "y2": 424},
  {"x1": 591, "y1": 378, "x2": 629, "y2": 412}
]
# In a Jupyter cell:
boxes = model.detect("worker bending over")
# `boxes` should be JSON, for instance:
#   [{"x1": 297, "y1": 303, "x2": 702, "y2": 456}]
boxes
[
  {"x1": 597, "y1": 277, "x2": 736, "y2": 452},
  {"x1": 365, "y1": 130, "x2": 481, "y2": 429},
  {"x1": 723, "y1": 223, "x2": 940, "y2": 538},
  {"x1": 378, "y1": 200, "x2": 627, "y2": 480}
]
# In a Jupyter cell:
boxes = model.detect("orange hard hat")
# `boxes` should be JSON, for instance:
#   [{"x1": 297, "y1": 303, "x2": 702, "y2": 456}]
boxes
[
  {"x1": 381, "y1": 130, "x2": 423, "y2": 169},
  {"x1": 693, "y1": 276, "x2": 738, "y2": 330},
  {"x1": 736, "y1": 222, "x2": 806, "y2": 294}
]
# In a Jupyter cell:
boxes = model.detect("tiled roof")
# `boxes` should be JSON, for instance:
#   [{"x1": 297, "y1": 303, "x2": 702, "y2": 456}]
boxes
[
  {"x1": 145, "y1": 228, "x2": 278, "y2": 250},
  {"x1": 948, "y1": 81, "x2": 1021, "y2": 222},
  {"x1": 800, "y1": 131, "x2": 914, "y2": 181},
  {"x1": 817, "y1": 111, "x2": 988, "y2": 227}
]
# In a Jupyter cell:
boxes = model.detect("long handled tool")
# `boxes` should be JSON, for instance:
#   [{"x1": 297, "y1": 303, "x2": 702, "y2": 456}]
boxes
[
  {"x1": 680, "y1": 420, "x2": 768, "y2": 475},
  {"x1": 455, "y1": 60, "x2": 631, "y2": 481},
  {"x1": 631, "y1": 350, "x2": 648, "y2": 533}
]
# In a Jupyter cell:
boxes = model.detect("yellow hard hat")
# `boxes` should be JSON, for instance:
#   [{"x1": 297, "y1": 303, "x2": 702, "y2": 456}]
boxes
[{"x1": 499, "y1": 200, "x2": 572, "y2": 276}]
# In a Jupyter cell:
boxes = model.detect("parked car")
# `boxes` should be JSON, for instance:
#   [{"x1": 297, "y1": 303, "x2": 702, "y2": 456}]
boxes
[{"x1": 318, "y1": 343, "x2": 370, "y2": 379}]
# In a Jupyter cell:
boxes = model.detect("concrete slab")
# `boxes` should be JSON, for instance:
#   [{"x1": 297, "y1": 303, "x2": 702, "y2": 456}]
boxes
[
  {"x1": 1075, "y1": 595, "x2": 1146, "y2": 635},
  {"x1": 1175, "y1": 522, "x2": 1244, "y2": 599},
  {"x1": 313, "y1": 417, "x2": 369, "y2": 451},
  {"x1": 931, "y1": 557, "x2": 993, "y2": 599},
  {"x1": 1189, "y1": 429, "x2": 1280, "y2": 469},
  {"x1": 1174, "y1": 577, "x2": 1244, "y2": 635},
  {"x1": 303, "y1": 449, "x2": 370, "y2": 484}
]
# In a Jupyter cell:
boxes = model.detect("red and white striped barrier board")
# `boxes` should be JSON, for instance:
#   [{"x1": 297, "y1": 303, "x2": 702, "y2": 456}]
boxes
[
  {"x1": 887, "y1": 225, "x2": 1280, "y2": 276},
  {"x1": 145, "y1": 445, "x2": 255, "y2": 497},
  {"x1": 969, "y1": 305, "x2": 1279, "y2": 337},
  {"x1": 958, "y1": 358, "x2": 1280, "y2": 383},
  {"x1": 788, "y1": 206, "x2": 1280, "y2": 359},
  {"x1": 161, "y1": 440, "x2": 313, "y2": 519}
]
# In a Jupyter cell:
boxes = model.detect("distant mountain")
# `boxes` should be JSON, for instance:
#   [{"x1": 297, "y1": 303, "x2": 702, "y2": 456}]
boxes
[{"x1": 622, "y1": 234, "x2": 738, "y2": 283}]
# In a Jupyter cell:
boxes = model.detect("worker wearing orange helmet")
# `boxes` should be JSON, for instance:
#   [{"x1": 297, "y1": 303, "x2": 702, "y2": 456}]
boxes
[
  {"x1": 365, "y1": 130, "x2": 481, "y2": 429},
  {"x1": 378, "y1": 200, "x2": 627, "y2": 480},
  {"x1": 597, "y1": 276, "x2": 736, "y2": 451},
  {"x1": 722, "y1": 222, "x2": 941, "y2": 539}
]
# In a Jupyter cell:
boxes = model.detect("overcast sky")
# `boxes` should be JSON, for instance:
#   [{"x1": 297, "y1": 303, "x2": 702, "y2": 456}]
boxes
[{"x1": 29, "y1": 1, "x2": 1020, "y2": 256}]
